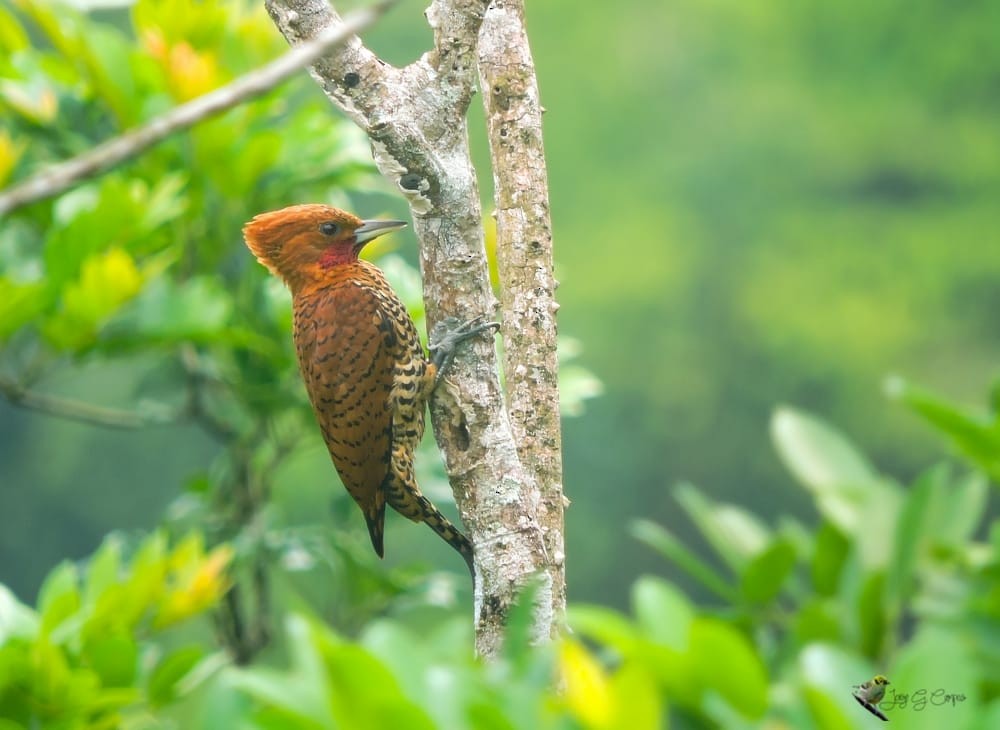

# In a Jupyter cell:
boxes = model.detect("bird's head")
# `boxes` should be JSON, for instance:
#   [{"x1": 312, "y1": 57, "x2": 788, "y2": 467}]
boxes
[
  {"x1": 873, "y1": 675, "x2": 890, "y2": 686},
  {"x1": 242, "y1": 204, "x2": 406, "y2": 289}
]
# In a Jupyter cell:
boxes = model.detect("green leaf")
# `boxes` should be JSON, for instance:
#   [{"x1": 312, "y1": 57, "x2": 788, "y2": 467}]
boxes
[
  {"x1": 771, "y1": 407, "x2": 879, "y2": 532},
  {"x1": 887, "y1": 466, "x2": 939, "y2": 609},
  {"x1": 0, "y1": 76, "x2": 58, "y2": 124},
  {"x1": 84, "y1": 534, "x2": 123, "y2": 607},
  {"x1": 932, "y1": 471, "x2": 988, "y2": 547},
  {"x1": 739, "y1": 538, "x2": 797, "y2": 605},
  {"x1": 857, "y1": 571, "x2": 887, "y2": 658},
  {"x1": 609, "y1": 661, "x2": 663, "y2": 730},
  {"x1": 855, "y1": 486, "x2": 904, "y2": 572},
  {"x1": 772, "y1": 406, "x2": 878, "y2": 487},
  {"x1": 0, "y1": 4, "x2": 29, "y2": 53},
  {"x1": 147, "y1": 645, "x2": 206, "y2": 706},
  {"x1": 631, "y1": 519, "x2": 737, "y2": 602},
  {"x1": 801, "y1": 686, "x2": 853, "y2": 730},
  {"x1": 792, "y1": 599, "x2": 842, "y2": 645},
  {"x1": 0, "y1": 585, "x2": 39, "y2": 642},
  {"x1": 674, "y1": 482, "x2": 771, "y2": 571},
  {"x1": 232, "y1": 613, "x2": 437, "y2": 729},
  {"x1": 567, "y1": 605, "x2": 640, "y2": 656},
  {"x1": 0, "y1": 278, "x2": 47, "y2": 341},
  {"x1": 83, "y1": 632, "x2": 137, "y2": 687},
  {"x1": 218, "y1": 131, "x2": 283, "y2": 197},
  {"x1": 798, "y1": 644, "x2": 872, "y2": 728},
  {"x1": 37, "y1": 561, "x2": 80, "y2": 635},
  {"x1": 631, "y1": 576, "x2": 693, "y2": 650},
  {"x1": 636, "y1": 642, "x2": 697, "y2": 707},
  {"x1": 464, "y1": 701, "x2": 519, "y2": 730},
  {"x1": 119, "y1": 532, "x2": 169, "y2": 625},
  {"x1": 360, "y1": 620, "x2": 434, "y2": 711},
  {"x1": 79, "y1": 23, "x2": 137, "y2": 126},
  {"x1": 43, "y1": 248, "x2": 143, "y2": 350},
  {"x1": 230, "y1": 649, "x2": 331, "y2": 726},
  {"x1": 322, "y1": 644, "x2": 436, "y2": 730},
  {"x1": 689, "y1": 618, "x2": 768, "y2": 718},
  {"x1": 139, "y1": 172, "x2": 189, "y2": 233},
  {"x1": 132, "y1": 0, "x2": 230, "y2": 48},
  {"x1": 811, "y1": 521, "x2": 849, "y2": 596},
  {"x1": 886, "y1": 376, "x2": 1000, "y2": 481}
]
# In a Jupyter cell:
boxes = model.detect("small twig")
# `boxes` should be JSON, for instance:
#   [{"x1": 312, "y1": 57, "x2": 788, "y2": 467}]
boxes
[
  {"x1": 0, "y1": 345, "x2": 238, "y2": 440},
  {"x1": 0, "y1": 0, "x2": 396, "y2": 217},
  {"x1": 0, "y1": 375, "x2": 178, "y2": 429}
]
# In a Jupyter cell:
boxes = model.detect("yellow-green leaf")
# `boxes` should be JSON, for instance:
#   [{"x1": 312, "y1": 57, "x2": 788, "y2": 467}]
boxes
[{"x1": 560, "y1": 637, "x2": 612, "y2": 729}]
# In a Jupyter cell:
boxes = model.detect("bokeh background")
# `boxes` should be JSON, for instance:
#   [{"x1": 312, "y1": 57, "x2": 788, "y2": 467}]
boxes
[{"x1": 2, "y1": 0, "x2": 999, "y2": 616}]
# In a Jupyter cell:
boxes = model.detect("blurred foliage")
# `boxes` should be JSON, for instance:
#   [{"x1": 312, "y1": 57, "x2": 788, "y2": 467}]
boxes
[
  {"x1": 525, "y1": 0, "x2": 1000, "y2": 605},
  {"x1": 0, "y1": 531, "x2": 231, "y2": 727},
  {"x1": 3, "y1": 386, "x2": 998, "y2": 727}
]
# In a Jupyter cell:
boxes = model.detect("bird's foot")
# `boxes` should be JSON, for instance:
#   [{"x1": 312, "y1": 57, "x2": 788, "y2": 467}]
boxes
[{"x1": 429, "y1": 315, "x2": 499, "y2": 377}]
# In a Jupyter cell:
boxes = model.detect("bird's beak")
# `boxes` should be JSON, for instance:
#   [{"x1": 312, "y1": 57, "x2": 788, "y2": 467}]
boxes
[{"x1": 355, "y1": 219, "x2": 407, "y2": 244}]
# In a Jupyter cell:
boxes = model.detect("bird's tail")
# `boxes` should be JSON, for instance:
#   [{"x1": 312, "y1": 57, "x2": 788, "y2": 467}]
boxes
[
  {"x1": 363, "y1": 507, "x2": 386, "y2": 558},
  {"x1": 421, "y1": 503, "x2": 475, "y2": 578},
  {"x1": 384, "y1": 474, "x2": 474, "y2": 577}
]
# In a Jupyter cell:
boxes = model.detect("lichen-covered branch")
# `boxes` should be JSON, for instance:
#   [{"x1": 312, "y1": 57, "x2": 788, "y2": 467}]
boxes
[
  {"x1": 265, "y1": 0, "x2": 551, "y2": 656},
  {"x1": 478, "y1": 0, "x2": 565, "y2": 637},
  {"x1": 0, "y1": 3, "x2": 388, "y2": 217}
]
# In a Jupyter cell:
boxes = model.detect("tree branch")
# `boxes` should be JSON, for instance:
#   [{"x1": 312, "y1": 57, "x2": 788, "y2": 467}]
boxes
[
  {"x1": 477, "y1": 0, "x2": 565, "y2": 639},
  {"x1": 265, "y1": 0, "x2": 550, "y2": 657},
  {"x1": 0, "y1": 375, "x2": 176, "y2": 429},
  {"x1": 0, "y1": 1, "x2": 395, "y2": 218},
  {"x1": 0, "y1": 346, "x2": 236, "y2": 440}
]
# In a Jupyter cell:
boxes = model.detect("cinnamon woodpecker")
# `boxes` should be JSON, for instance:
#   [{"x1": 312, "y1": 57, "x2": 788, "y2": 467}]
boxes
[{"x1": 243, "y1": 204, "x2": 490, "y2": 574}]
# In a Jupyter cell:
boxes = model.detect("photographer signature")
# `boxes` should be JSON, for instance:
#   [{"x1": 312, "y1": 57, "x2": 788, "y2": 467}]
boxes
[{"x1": 879, "y1": 687, "x2": 968, "y2": 711}]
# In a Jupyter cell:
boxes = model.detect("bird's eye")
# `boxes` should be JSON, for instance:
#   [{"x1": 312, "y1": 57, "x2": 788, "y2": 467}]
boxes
[{"x1": 319, "y1": 221, "x2": 340, "y2": 236}]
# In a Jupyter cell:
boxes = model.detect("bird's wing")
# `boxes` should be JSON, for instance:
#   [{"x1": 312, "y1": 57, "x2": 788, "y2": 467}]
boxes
[{"x1": 294, "y1": 283, "x2": 396, "y2": 555}]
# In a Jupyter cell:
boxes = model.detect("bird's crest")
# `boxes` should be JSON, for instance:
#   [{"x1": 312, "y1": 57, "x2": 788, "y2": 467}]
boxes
[{"x1": 242, "y1": 204, "x2": 364, "y2": 281}]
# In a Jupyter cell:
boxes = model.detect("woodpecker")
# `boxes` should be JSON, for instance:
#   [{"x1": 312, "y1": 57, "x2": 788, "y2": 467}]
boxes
[{"x1": 243, "y1": 204, "x2": 491, "y2": 574}]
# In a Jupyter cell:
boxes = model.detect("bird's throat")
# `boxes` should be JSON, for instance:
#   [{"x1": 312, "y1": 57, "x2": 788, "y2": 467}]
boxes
[{"x1": 318, "y1": 245, "x2": 360, "y2": 268}]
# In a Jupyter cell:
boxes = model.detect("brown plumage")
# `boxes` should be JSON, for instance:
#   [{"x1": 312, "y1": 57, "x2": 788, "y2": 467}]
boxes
[{"x1": 243, "y1": 203, "x2": 473, "y2": 573}]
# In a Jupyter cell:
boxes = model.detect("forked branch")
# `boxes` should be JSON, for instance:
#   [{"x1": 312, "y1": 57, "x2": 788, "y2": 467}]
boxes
[{"x1": 264, "y1": 0, "x2": 559, "y2": 656}]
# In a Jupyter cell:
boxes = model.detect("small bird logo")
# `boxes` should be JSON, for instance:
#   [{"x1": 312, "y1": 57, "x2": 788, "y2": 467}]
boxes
[{"x1": 852, "y1": 674, "x2": 890, "y2": 721}]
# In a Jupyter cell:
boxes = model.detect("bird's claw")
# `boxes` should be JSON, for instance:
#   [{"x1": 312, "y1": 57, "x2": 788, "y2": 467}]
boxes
[{"x1": 429, "y1": 314, "x2": 499, "y2": 376}]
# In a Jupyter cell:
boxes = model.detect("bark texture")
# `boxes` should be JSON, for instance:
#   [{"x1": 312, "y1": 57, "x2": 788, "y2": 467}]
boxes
[
  {"x1": 478, "y1": 0, "x2": 565, "y2": 635},
  {"x1": 265, "y1": 0, "x2": 562, "y2": 655}
]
